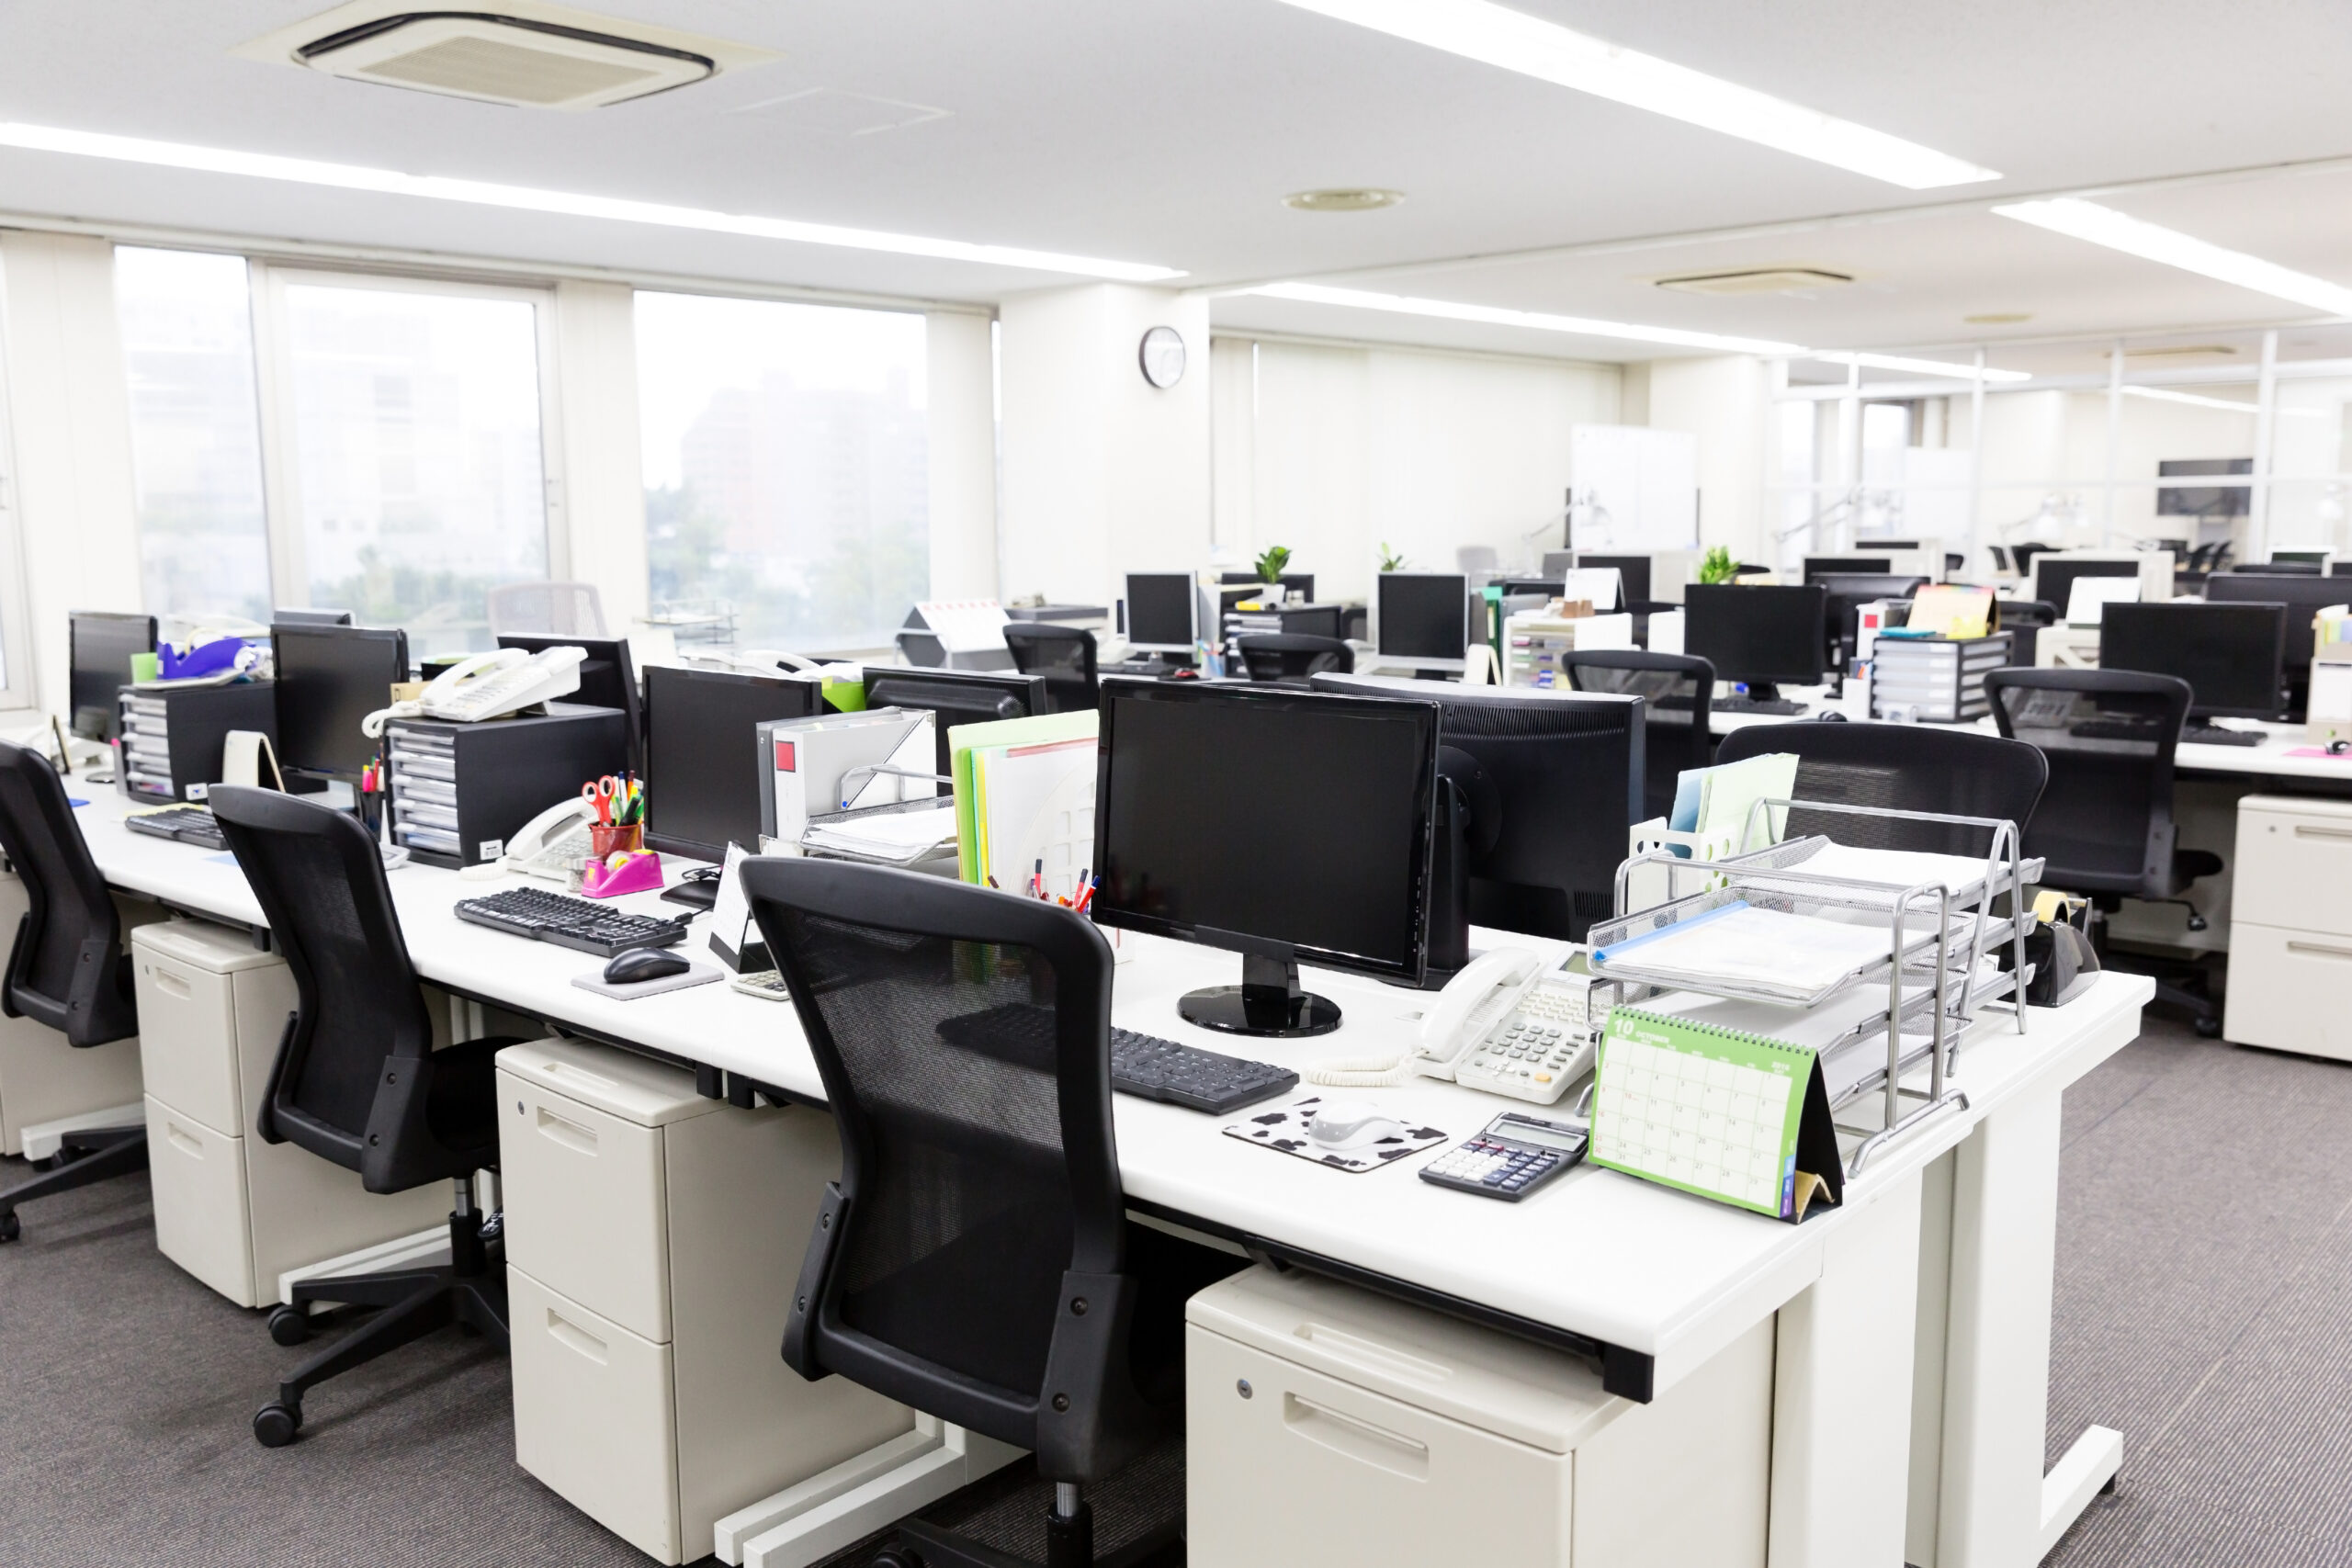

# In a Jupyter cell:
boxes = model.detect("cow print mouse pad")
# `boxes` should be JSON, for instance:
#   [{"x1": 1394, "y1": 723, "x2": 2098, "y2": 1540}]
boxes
[{"x1": 1220, "y1": 1095, "x2": 1449, "y2": 1174}]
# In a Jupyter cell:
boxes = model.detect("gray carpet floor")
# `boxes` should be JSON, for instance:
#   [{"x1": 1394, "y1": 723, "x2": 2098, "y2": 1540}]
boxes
[{"x1": 3, "y1": 1012, "x2": 2344, "y2": 1566}]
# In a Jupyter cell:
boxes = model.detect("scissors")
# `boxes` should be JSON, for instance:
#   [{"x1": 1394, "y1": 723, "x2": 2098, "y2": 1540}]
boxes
[{"x1": 582, "y1": 775, "x2": 625, "y2": 825}]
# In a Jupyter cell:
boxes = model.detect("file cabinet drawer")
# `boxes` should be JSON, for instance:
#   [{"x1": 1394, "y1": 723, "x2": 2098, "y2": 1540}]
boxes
[
  {"x1": 2223, "y1": 922, "x2": 2352, "y2": 1061},
  {"x1": 499, "y1": 1070, "x2": 673, "y2": 1342},
  {"x1": 145, "y1": 1095, "x2": 255, "y2": 1306},
  {"x1": 2233, "y1": 797, "x2": 2352, "y2": 935},
  {"x1": 132, "y1": 935, "x2": 242, "y2": 1133}
]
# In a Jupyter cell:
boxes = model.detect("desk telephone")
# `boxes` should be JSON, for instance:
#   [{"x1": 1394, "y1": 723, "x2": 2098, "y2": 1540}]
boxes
[
  {"x1": 458, "y1": 795, "x2": 598, "y2": 883},
  {"x1": 1306, "y1": 948, "x2": 1604, "y2": 1107},
  {"x1": 363, "y1": 645, "x2": 586, "y2": 737}
]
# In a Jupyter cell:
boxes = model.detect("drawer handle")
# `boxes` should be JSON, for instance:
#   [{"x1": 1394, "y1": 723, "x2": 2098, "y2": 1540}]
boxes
[
  {"x1": 546, "y1": 1309, "x2": 608, "y2": 1364},
  {"x1": 164, "y1": 1122, "x2": 205, "y2": 1159},
  {"x1": 1282, "y1": 1393, "x2": 1430, "y2": 1480},
  {"x1": 2288, "y1": 941, "x2": 2352, "y2": 962},
  {"x1": 1294, "y1": 1322, "x2": 1453, "y2": 1387},
  {"x1": 153, "y1": 971, "x2": 191, "y2": 999},
  {"x1": 535, "y1": 1107, "x2": 597, "y2": 1155},
  {"x1": 2293, "y1": 826, "x2": 2352, "y2": 842}
]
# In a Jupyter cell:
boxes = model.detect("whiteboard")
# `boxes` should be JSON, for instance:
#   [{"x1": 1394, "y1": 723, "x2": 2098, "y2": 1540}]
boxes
[{"x1": 1570, "y1": 425, "x2": 1698, "y2": 552}]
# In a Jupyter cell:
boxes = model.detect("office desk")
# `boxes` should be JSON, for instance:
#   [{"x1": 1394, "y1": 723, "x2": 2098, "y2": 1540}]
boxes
[{"x1": 69, "y1": 788, "x2": 2149, "y2": 1568}]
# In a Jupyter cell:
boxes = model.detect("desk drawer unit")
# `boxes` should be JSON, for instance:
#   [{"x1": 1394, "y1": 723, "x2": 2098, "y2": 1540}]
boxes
[
  {"x1": 0, "y1": 874, "x2": 144, "y2": 1156},
  {"x1": 2225, "y1": 797, "x2": 2352, "y2": 1056},
  {"x1": 143, "y1": 1096, "x2": 254, "y2": 1303},
  {"x1": 2233, "y1": 796, "x2": 2352, "y2": 936},
  {"x1": 2223, "y1": 924, "x2": 2352, "y2": 1061}
]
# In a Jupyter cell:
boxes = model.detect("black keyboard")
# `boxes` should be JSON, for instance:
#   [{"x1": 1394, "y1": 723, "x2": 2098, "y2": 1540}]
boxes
[
  {"x1": 1713, "y1": 695, "x2": 1807, "y2": 716},
  {"x1": 126, "y1": 805, "x2": 226, "y2": 851},
  {"x1": 936, "y1": 1003, "x2": 1299, "y2": 1114},
  {"x1": 2070, "y1": 720, "x2": 2266, "y2": 748},
  {"x1": 454, "y1": 887, "x2": 689, "y2": 956},
  {"x1": 2183, "y1": 726, "x2": 2266, "y2": 748}
]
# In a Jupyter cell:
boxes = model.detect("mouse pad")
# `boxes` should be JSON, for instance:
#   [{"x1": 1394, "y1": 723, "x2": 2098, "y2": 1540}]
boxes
[
  {"x1": 571, "y1": 960, "x2": 724, "y2": 1001},
  {"x1": 1221, "y1": 1094, "x2": 1447, "y2": 1174}
]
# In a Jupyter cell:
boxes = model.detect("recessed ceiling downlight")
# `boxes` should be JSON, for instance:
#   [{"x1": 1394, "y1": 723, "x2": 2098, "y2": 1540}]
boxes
[{"x1": 1284, "y1": 188, "x2": 1405, "y2": 212}]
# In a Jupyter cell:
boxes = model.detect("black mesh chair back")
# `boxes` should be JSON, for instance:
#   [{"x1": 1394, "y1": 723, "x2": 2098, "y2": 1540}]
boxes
[
  {"x1": 1235, "y1": 633, "x2": 1352, "y2": 684},
  {"x1": 747, "y1": 856, "x2": 1189, "y2": 1484},
  {"x1": 209, "y1": 786, "x2": 494, "y2": 1191},
  {"x1": 1985, "y1": 668, "x2": 2191, "y2": 896},
  {"x1": 1713, "y1": 721, "x2": 2047, "y2": 856},
  {"x1": 1003, "y1": 623, "x2": 1100, "y2": 715},
  {"x1": 1564, "y1": 649, "x2": 1713, "y2": 821},
  {"x1": 0, "y1": 740, "x2": 135, "y2": 1045}
]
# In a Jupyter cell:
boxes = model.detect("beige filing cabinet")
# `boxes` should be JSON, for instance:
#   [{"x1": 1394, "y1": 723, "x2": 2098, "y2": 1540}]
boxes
[
  {"x1": 1187, "y1": 1267, "x2": 1773, "y2": 1568},
  {"x1": 0, "y1": 869, "x2": 149, "y2": 1156},
  {"x1": 498, "y1": 1038, "x2": 915, "y2": 1565},
  {"x1": 2225, "y1": 795, "x2": 2352, "y2": 1060},
  {"x1": 131, "y1": 919, "x2": 452, "y2": 1306}
]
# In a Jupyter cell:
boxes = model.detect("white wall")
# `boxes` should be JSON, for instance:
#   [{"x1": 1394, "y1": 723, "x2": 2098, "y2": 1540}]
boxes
[
  {"x1": 924, "y1": 310, "x2": 1000, "y2": 600},
  {"x1": 550, "y1": 280, "x2": 649, "y2": 631},
  {"x1": 1644, "y1": 355, "x2": 1770, "y2": 566}
]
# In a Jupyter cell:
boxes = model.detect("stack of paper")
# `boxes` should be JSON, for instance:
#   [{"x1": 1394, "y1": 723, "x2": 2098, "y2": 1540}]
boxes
[
  {"x1": 1592, "y1": 900, "x2": 1902, "y2": 1005},
  {"x1": 802, "y1": 805, "x2": 959, "y2": 863},
  {"x1": 947, "y1": 710, "x2": 1101, "y2": 898}
]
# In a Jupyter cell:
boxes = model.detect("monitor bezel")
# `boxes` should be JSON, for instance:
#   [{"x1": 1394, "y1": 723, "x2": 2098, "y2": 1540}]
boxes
[
  {"x1": 269, "y1": 622, "x2": 411, "y2": 782},
  {"x1": 641, "y1": 663, "x2": 822, "y2": 861},
  {"x1": 2099, "y1": 601, "x2": 2287, "y2": 721},
  {"x1": 1374, "y1": 570, "x2": 1472, "y2": 672},
  {"x1": 1122, "y1": 571, "x2": 1199, "y2": 654}
]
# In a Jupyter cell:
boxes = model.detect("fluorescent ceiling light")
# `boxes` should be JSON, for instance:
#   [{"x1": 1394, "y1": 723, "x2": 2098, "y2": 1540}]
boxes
[
  {"x1": 2120, "y1": 385, "x2": 2258, "y2": 414},
  {"x1": 1239, "y1": 281, "x2": 1805, "y2": 354},
  {"x1": 1272, "y1": 0, "x2": 1998, "y2": 189},
  {"x1": 0, "y1": 120, "x2": 1183, "y2": 282},
  {"x1": 1814, "y1": 351, "x2": 2030, "y2": 383},
  {"x1": 1995, "y1": 197, "x2": 2352, "y2": 317}
]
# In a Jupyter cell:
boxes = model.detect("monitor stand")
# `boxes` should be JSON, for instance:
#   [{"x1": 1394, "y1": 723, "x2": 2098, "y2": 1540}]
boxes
[
  {"x1": 1738, "y1": 680, "x2": 1785, "y2": 703},
  {"x1": 1179, "y1": 951, "x2": 1341, "y2": 1038}
]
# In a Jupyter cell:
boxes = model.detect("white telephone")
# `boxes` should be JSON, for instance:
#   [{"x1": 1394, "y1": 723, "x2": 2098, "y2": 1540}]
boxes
[
  {"x1": 456, "y1": 795, "x2": 597, "y2": 882},
  {"x1": 1306, "y1": 948, "x2": 1603, "y2": 1107},
  {"x1": 363, "y1": 646, "x2": 586, "y2": 737}
]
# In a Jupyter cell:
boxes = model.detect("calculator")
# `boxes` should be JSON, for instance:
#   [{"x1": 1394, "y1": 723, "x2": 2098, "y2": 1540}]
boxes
[
  {"x1": 729, "y1": 969, "x2": 792, "y2": 1001},
  {"x1": 1419, "y1": 1111, "x2": 1589, "y2": 1201}
]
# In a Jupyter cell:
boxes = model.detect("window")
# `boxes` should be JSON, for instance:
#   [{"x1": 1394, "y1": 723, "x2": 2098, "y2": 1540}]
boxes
[
  {"x1": 275, "y1": 276, "x2": 552, "y2": 657},
  {"x1": 634, "y1": 291, "x2": 928, "y2": 652},
  {"x1": 115, "y1": 247, "x2": 271, "y2": 622}
]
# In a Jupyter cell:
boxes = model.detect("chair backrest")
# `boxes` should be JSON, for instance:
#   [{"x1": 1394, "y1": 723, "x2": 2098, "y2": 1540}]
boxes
[
  {"x1": 0, "y1": 741, "x2": 135, "y2": 1045},
  {"x1": 487, "y1": 581, "x2": 608, "y2": 637},
  {"x1": 1235, "y1": 633, "x2": 1352, "y2": 683},
  {"x1": 1001, "y1": 623, "x2": 1100, "y2": 714},
  {"x1": 1712, "y1": 720, "x2": 2047, "y2": 856},
  {"x1": 1564, "y1": 649, "x2": 1713, "y2": 819},
  {"x1": 1984, "y1": 668, "x2": 2188, "y2": 896},
  {"x1": 209, "y1": 786, "x2": 436, "y2": 1171},
  {"x1": 744, "y1": 857, "x2": 1157, "y2": 1479}
]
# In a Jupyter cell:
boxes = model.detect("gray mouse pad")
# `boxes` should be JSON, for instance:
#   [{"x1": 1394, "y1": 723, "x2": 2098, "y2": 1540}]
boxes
[{"x1": 571, "y1": 959, "x2": 724, "y2": 1001}]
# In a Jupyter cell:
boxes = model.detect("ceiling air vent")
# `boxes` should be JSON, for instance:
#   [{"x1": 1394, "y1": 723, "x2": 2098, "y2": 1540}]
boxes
[
  {"x1": 294, "y1": 12, "x2": 718, "y2": 108},
  {"x1": 1653, "y1": 267, "x2": 1854, "y2": 297}
]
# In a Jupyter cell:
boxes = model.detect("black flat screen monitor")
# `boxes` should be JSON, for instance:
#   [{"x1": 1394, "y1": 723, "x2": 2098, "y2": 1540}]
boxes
[
  {"x1": 499, "y1": 633, "x2": 642, "y2": 772},
  {"x1": 1498, "y1": 579, "x2": 1565, "y2": 598},
  {"x1": 864, "y1": 667, "x2": 1047, "y2": 778},
  {"x1": 2032, "y1": 557, "x2": 2139, "y2": 620},
  {"x1": 2201, "y1": 573, "x2": 2348, "y2": 716},
  {"x1": 2099, "y1": 602, "x2": 2285, "y2": 720},
  {"x1": 1810, "y1": 573, "x2": 1929, "y2": 663},
  {"x1": 2157, "y1": 458, "x2": 2253, "y2": 518},
  {"x1": 1219, "y1": 571, "x2": 1317, "y2": 601},
  {"x1": 1092, "y1": 679, "x2": 1441, "y2": 1037},
  {"x1": 1376, "y1": 573, "x2": 1471, "y2": 671},
  {"x1": 641, "y1": 665, "x2": 823, "y2": 860},
  {"x1": 272, "y1": 607, "x2": 352, "y2": 626},
  {"x1": 1576, "y1": 555, "x2": 1652, "y2": 604},
  {"x1": 1683, "y1": 584, "x2": 1827, "y2": 700},
  {"x1": 68, "y1": 611, "x2": 157, "y2": 740},
  {"x1": 1123, "y1": 573, "x2": 1197, "y2": 653},
  {"x1": 1315, "y1": 674, "x2": 1643, "y2": 943},
  {"x1": 271, "y1": 624, "x2": 410, "y2": 782},
  {"x1": 1804, "y1": 556, "x2": 1894, "y2": 581}
]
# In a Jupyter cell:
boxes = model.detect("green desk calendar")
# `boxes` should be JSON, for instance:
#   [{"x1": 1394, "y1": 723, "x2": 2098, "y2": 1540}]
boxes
[{"x1": 1590, "y1": 1008, "x2": 1845, "y2": 1221}]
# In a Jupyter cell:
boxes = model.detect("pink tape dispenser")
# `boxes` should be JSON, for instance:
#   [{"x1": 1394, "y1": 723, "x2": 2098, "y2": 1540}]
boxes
[{"x1": 581, "y1": 850, "x2": 663, "y2": 899}]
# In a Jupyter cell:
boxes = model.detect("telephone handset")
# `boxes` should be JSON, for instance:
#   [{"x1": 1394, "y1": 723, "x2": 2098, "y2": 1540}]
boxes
[
  {"x1": 362, "y1": 646, "x2": 587, "y2": 737},
  {"x1": 457, "y1": 795, "x2": 597, "y2": 882},
  {"x1": 1306, "y1": 948, "x2": 1544, "y2": 1090}
]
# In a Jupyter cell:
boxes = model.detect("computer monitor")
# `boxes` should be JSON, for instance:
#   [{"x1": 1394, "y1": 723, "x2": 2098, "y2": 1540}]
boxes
[
  {"x1": 2098, "y1": 602, "x2": 2286, "y2": 720},
  {"x1": 641, "y1": 665, "x2": 824, "y2": 860},
  {"x1": 863, "y1": 666, "x2": 1048, "y2": 778},
  {"x1": 67, "y1": 611, "x2": 157, "y2": 740},
  {"x1": 1540, "y1": 550, "x2": 1578, "y2": 579},
  {"x1": 271, "y1": 624, "x2": 411, "y2": 783},
  {"x1": 1314, "y1": 674, "x2": 1643, "y2": 943},
  {"x1": 1092, "y1": 679, "x2": 1442, "y2": 1036},
  {"x1": 500, "y1": 633, "x2": 642, "y2": 772},
  {"x1": 272, "y1": 607, "x2": 352, "y2": 626},
  {"x1": 1682, "y1": 584, "x2": 1827, "y2": 701},
  {"x1": 2202, "y1": 572, "x2": 2350, "y2": 717},
  {"x1": 1804, "y1": 556, "x2": 1894, "y2": 581},
  {"x1": 2272, "y1": 549, "x2": 2335, "y2": 569},
  {"x1": 2030, "y1": 554, "x2": 2142, "y2": 617},
  {"x1": 1122, "y1": 572, "x2": 1197, "y2": 654},
  {"x1": 1810, "y1": 573, "x2": 1929, "y2": 665},
  {"x1": 1375, "y1": 572, "x2": 1471, "y2": 672},
  {"x1": 1498, "y1": 579, "x2": 1565, "y2": 597},
  {"x1": 1576, "y1": 554, "x2": 1652, "y2": 604}
]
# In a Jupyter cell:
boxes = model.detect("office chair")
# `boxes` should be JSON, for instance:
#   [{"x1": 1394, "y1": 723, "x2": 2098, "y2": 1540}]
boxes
[
  {"x1": 1984, "y1": 669, "x2": 2222, "y2": 1035},
  {"x1": 743, "y1": 857, "x2": 1244, "y2": 1568},
  {"x1": 1234, "y1": 633, "x2": 1352, "y2": 685},
  {"x1": 1713, "y1": 720, "x2": 2047, "y2": 858},
  {"x1": 1003, "y1": 623, "x2": 1101, "y2": 714},
  {"x1": 2232, "y1": 559, "x2": 2324, "y2": 575},
  {"x1": 0, "y1": 741, "x2": 145, "y2": 1244},
  {"x1": 209, "y1": 786, "x2": 528, "y2": 1447},
  {"x1": 486, "y1": 580, "x2": 607, "y2": 637},
  {"x1": 1564, "y1": 649, "x2": 1714, "y2": 821},
  {"x1": 1996, "y1": 599, "x2": 2060, "y2": 668}
]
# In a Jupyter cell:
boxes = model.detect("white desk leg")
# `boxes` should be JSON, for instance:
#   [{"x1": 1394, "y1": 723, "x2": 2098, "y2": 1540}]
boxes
[
  {"x1": 1932, "y1": 1088, "x2": 2120, "y2": 1565},
  {"x1": 1768, "y1": 1167, "x2": 1925, "y2": 1568},
  {"x1": 712, "y1": 1417, "x2": 1023, "y2": 1568}
]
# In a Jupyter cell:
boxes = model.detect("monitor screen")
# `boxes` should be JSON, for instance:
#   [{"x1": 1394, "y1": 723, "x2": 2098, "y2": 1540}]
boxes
[
  {"x1": 2202, "y1": 572, "x2": 2348, "y2": 713},
  {"x1": 271, "y1": 625, "x2": 410, "y2": 780},
  {"x1": 642, "y1": 665, "x2": 822, "y2": 858},
  {"x1": 2031, "y1": 557, "x2": 2138, "y2": 615},
  {"x1": 1093, "y1": 681, "x2": 1440, "y2": 981},
  {"x1": 1804, "y1": 557, "x2": 1894, "y2": 581},
  {"x1": 272, "y1": 607, "x2": 353, "y2": 626},
  {"x1": 1376, "y1": 573, "x2": 1470, "y2": 666},
  {"x1": 1124, "y1": 573, "x2": 1196, "y2": 649},
  {"x1": 1683, "y1": 584, "x2": 1827, "y2": 691},
  {"x1": 2156, "y1": 458, "x2": 2253, "y2": 518},
  {"x1": 68, "y1": 611, "x2": 157, "y2": 740},
  {"x1": 499, "y1": 633, "x2": 642, "y2": 770},
  {"x1": 1576, "y1": 555, "x2": 1652, "y2": 604},
  {"x1": 2099, "y1": 602, "x2": 2285, "y2": 719},
  {"x1": 864, "y1": 667, "x2": 1046, "y2": 776},
  {"x1": 1810, "y1": 573, "x2": 1929, "y2": 657}
]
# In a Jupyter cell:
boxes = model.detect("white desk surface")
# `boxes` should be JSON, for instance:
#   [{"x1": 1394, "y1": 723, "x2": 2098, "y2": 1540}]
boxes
[{"x1": 67, "y1": 786, "x2": 2150, "y2": 1393}]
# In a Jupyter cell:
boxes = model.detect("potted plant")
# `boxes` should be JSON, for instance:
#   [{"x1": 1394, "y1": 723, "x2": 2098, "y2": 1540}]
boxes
[
  {"x1": 1698, "y1": 545, "x2": 1740, "y2": 584},
  {"x1": 1255, "y1": 545, "x2": 1292, "y2": 585},
  {"x1": 1378, "y1": 543, "x2": 1408, "y2": 572}
]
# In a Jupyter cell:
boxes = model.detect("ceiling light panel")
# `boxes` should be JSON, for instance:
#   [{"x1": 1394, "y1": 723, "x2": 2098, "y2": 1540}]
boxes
[
  {"x1": 1814, "y1": 351, "x2": 2030, "y2": 383},
  {"x1": 1271, "y1": 0, "x2": 1999, "y2": 188},
  {"x1": 1995, "y1": 197, "x2": 2352, "y2": 317},
  {"x1": 1238, "y1": 281, "x2": 1805, "y2": 354}
]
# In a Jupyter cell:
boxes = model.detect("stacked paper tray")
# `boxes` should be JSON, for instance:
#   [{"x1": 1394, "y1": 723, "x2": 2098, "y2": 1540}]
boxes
[
  {"x1": 1713, "y1": 835, "x2": 2042, "y2": 913},
  {"x1": 1589, "y1": 888, "x2": 1996, "y2": 1010}
]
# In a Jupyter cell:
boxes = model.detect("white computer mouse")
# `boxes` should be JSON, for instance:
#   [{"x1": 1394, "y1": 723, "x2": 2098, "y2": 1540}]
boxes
[{"x1": 1306, "y1": 1100, "x2": 1408, "y2": 1153}]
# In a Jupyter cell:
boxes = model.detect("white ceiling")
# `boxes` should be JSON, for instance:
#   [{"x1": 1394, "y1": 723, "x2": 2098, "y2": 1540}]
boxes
[{"x1": 1, "y1": 1, "x2": 2349, "y2": 357}]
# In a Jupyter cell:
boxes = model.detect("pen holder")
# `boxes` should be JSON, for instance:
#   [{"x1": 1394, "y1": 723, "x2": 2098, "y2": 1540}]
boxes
[
  {"x1": 590, "y1": 823, "x2": 642, "y2": 858},
  {"x1": 581, "y1": 850, "x2": 662, "y2": 899}
]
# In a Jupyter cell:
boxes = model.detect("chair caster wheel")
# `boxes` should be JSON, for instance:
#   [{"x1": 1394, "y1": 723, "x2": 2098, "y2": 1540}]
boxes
[
  {"x1": 871, "y1": 1549, "x2": 924, "y2": 1568},
  {"x1": 267, "y1": 1305, "x2": 311, "y2": 1346},
  {"x1": 2194, "y1": 1016, "x2": 2223, "y2": 1039},
  {"x1": 0, "y1": 1211, "x2": 18, "y2": 1244},
  {"x1": 254, "y1": 1402, "x2": 302, "y2": 1448}
]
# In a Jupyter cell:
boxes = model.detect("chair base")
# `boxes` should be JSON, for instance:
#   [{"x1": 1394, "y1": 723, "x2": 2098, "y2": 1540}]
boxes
[
  {"x1": 886, "y1": 1504, "x2": 1179, "y2": 1568},
  {"x1": 0, "y1": 1124, "x2": 146, "y2": 1243}
]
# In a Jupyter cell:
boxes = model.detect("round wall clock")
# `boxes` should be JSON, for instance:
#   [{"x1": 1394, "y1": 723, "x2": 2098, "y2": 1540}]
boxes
[{"x1": 1138, "y1": 325, "x2": 1186, "y2": 389}]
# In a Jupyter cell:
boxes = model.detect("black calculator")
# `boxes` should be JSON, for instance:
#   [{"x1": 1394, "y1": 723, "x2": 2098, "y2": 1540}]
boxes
[{"x1": 1419, "y1": 1111, "x2": 1589, "y2": 1201}]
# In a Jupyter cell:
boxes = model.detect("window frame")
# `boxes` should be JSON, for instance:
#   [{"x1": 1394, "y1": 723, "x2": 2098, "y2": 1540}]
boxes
[{"x1": 0, "y1": 319, "x2": 39, "y2": 710}]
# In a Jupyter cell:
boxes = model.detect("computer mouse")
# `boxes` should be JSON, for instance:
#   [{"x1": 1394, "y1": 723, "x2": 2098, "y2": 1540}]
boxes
[
  {"x1": 1306, "y1": 1100, "x2": 1408, "y2": 1152},
  {"x1": 2331, "y1": 739, "x2": 2350, "y2": 756},
  {"x1": 605, "y1": 946, "x2": 689, "y2": 985}
]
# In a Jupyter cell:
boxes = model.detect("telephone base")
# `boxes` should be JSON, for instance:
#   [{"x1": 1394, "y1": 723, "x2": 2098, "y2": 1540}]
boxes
[{"x1": 1179, "y1": 985, "x2": 1342, "y2": 1039}]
